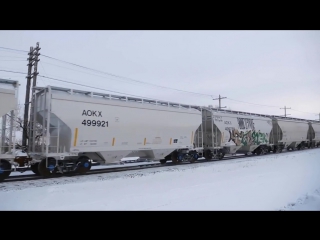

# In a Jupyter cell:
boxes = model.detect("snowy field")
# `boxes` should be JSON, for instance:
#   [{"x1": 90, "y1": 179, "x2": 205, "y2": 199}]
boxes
[{"x1": 0, "y1": 148, "x2": 320, "y2": 210}]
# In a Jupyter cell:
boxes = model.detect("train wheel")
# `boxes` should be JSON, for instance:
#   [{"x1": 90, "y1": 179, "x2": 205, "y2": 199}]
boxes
[
  {"x1": 204, "y1": 150, "x2": 212, "y2": 160},
  {"x1": 218, "y1": 152, "x2": 225, "y2": 160},
  {"x1": 256, "y1": 148, "x2": 262, "y2": 155},
  {"x1": 189, "y1": 153, "x2": 198, "y2": 163},
  {"x1": 76, "y1": 156, "x2": 92, "y2": 174},
  {"x1": 160, "y1": 159, "x2": 167, "y2": 164},
  {"x1": 273, "y1": 146, "x2": 277, "y2": 153},
  {"x1": 38, "y1": 158, "x2": 57, "y2": 178},
  {"x1": 0, "y1": 159, "x2": 11, "y2": 182},
  {"x1": 30, "y1": 163, "x2": 40, "y2": 175},
  {"x1": 171, "y1": 151, "x2": 178, "y2": 164}
]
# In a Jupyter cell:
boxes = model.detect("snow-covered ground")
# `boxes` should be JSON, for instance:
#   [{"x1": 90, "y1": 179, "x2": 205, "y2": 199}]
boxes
[{"x1": 1, "y1": 149, "x2": 320, "y2": 210}]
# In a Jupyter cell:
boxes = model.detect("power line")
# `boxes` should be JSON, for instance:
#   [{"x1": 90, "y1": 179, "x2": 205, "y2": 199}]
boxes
[
  {"x1": 224, "y1": 97, "x2": 318, "y2": 116},
  {"x1": 40, "y1": 60, "x2": 218, "y2": 96},
  {"x1": 37, "y1": 53, "x2": 320, "y2": 113},
  {"x1": 0, "y1": 49, "x2": 29, "y2": 58},
  {"x1": 290, "y1": 108, "x2": 319, "y2": 115},
  {"x1": 0, "y1": 69, "x2": 27, "y2": 74},
  {"x1": 0, "y1": 55, "x2": 26, "y2": 58},
  {"x1": 1, "y1": 67, "x2": 316, "y2": 117},
  {"x1": 38, "y1": 75, "x2": 134, "y2": 94},
  {"x1": 40, "y1": 54, "x2": 216, "y2": 97},
  {"x1": 0, "y1": 47, "x2": 318, "y2": 116},
  {"x1": 226, "y1": 97, "x2": 280, "y2": 108},
  {"x1": 0, "y1": 69, "x2": 210, "y2": 98},
  {"x1": 1, "y1": 68, "x2": 318, "y2": 116},
  {"x1": 38, "y1": 61, "x2": 47, "y2": 85},
  {"x1": 40, "y1": 61, "x2": 164, "y2": 88},
  {"x1": 38, "y1": 75, "x2": 173, "y2": 101},
  {"x1": 0, "y1": 46, "x2": 29, "y2": 53},
  {"x1": 0, "y1": 59, "x2": 26, "y2": 61}
]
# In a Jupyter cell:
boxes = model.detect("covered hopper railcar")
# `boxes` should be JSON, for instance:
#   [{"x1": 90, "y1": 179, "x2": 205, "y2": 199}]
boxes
[
  {"x1": 269, "y1": 116, "x2": 311, "y2": 152},
  {"x1": 0, "y1": 79, "x2": 19, "y2": 181},
  {"x1": 167, "y1": 108, "x2": 319, "y2": 163},
  {"x1": 27, "y1": 86, "x2": 202, "y2": 177},
  {"x1": 308, "y1": 122, "x2": 320, "y2": 148},
  {"x1": 194, "y1": 107, "x2": 274, "y2": 159},
  {"x1": 1, "y1": 79, "x2": 319, "y2": 181}
]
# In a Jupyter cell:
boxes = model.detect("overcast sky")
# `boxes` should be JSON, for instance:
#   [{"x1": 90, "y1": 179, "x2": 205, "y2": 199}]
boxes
[{"x1": 0, "y1": 30, "x2": 319, "y2": 120}]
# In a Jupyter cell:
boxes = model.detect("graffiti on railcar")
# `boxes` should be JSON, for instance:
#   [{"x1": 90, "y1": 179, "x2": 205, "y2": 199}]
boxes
[
  {"x1": 237, "y1": 117, "x2": 255, "y2": 131},
  {"x1": 228, "y1": 129, "x2": 268, "y2": 146}
]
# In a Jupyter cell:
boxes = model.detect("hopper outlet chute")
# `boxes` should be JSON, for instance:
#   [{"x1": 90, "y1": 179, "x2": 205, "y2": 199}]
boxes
[{"x1": 33, "y1": 110, "x2": 72, "y2": 153}]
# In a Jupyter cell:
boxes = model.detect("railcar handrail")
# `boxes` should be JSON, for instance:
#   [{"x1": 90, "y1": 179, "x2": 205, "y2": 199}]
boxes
[
  {"x1": 32, "y1": 86, "x2": 202, "y2": 111},
  {"x1": 0, "y1": 78, "x2": 19, "y2": 86},
  {"x1": 31, "y1": 85, "x2": 319, "y2": 123},
  {"x1": 204, "y1": 107, "x2": 319, "y2": 123}
]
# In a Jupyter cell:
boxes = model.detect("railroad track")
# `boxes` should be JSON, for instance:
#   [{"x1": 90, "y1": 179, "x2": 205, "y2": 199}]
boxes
[{"x1": 2, "y1": 147, "x2": 315, "y2": 183}]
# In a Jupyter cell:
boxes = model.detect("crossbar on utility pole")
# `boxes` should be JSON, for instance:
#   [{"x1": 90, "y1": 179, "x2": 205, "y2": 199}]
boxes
[
  {"x1": 212, "y1": 95, "x2": 227, "y2": 109},
  {"x1": 280, "y1": 106, "x2": 291, "y2": 117}
]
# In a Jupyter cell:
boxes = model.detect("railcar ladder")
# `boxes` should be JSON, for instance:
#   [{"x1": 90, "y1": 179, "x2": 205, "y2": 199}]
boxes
[
  {"x1": 196, "y1": 125, "x2": 203, "y2": 149},
  {"x1": 0, "y1": 114, "x2": 6, "y2": 154},
  {"x1": 29, "y1": 89, "x2": 37, "y2": 152}
]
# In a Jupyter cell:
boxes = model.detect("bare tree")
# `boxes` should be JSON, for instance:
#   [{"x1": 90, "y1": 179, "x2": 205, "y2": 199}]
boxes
[{"x1": 0, "y1": 104, "x2": 44, "y2": 152}]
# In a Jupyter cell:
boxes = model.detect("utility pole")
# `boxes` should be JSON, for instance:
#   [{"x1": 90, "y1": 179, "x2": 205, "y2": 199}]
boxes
[
  {"x1": 22, "y1": 46, "x2": 34, "y2": 147},
  {"x1": 29, "y1": 43, "x2": 40, "y2": 150},
  {"x1": 212, "y1": 95, "x2": 227, "y2": 109},
  {"x1": 22, "y1": 43, "x2": 40, "y2": 148},
  {"x1": 280, "y1": 106, "x2": 291, "y2": 117}
]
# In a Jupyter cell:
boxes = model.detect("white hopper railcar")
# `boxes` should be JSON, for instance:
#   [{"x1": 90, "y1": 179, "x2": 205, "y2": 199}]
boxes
[
  {"x1": 308, "y1": 121, "x2": 320, "y2": 148},
  {"x1": 269, "y1": 116, "x2": 310, "y2": 152},
  {"x1": 0, "y1": 79, "x2": 19, "y2": 181},
  {"x1": 28, "y1": 86, "x2": 202, "y2": 177},
  {"x1": 192, "y1": 107, "x2": 273, "y2": 160}
]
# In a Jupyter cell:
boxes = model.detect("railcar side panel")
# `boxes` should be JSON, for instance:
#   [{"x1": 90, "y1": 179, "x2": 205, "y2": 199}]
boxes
[
  {"x1": 276, "y1": 119, "x2": 309, "y2": 149},
  {"x1": 0, "y1": 85, "x2": 16, "y2": 117},
  {"x1": 32, "y1": 87, "x2": 202, "y2": 163},
  {"x1": 197, "y1": 108, "x2": 272, "y2": 154},
  {"x1": 0, "y1": 79, "x2": 18, "y2": 157},
  {"x1": 310, "y1": 122, "x2": 320, "y2": 145}
]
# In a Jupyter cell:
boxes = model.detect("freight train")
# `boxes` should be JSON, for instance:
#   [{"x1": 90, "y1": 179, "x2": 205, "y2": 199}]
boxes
[
  {"x1": 0, "y1": 79, "x2": 319, "y2": 181},
  {"x1": 164, "y1": 107, "x2": 320, "y2": 164}
]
